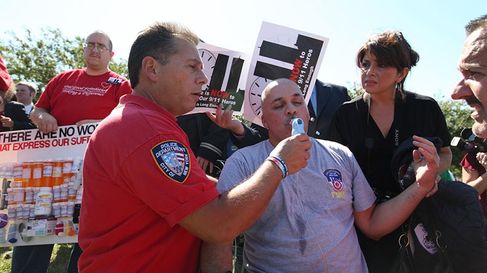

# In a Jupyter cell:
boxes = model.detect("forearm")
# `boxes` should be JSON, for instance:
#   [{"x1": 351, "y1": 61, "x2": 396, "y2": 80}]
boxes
[
  {"x1": 180, "y1": 160, "x2": 283, "y2": 243},
  {"x1": 438, "y1": 147, "x2": 452, "y2": 174},
  {"x1": 360, "y1": 183, "x2": 430, "y2": 240},
  {"x1": 466, "y1": 173, "x2": 487, "y2": 194},
  {"x1": 200, "y1": 242, "x2": 233, "y2": 273}
]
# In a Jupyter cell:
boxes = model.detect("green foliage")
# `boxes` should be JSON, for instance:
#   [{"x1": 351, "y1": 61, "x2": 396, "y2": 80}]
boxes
[
  {"x1": 347, "y1": 82, "x2": 364, "y2": 99},
  {"x1": 438, "y1": 99, "x2": 473, "y2": 177},
  {"x1": 0, "y1": 28, "x2": 128, "y2": 93}
]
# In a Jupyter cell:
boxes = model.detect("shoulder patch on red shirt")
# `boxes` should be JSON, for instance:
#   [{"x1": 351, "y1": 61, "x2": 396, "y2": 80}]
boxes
[{"x1": 151, "y1": 141, "x2": 191, "y2": 183}]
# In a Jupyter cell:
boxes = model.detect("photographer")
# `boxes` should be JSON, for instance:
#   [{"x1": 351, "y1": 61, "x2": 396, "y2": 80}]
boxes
[
  {"x1": 451, "y1": 13, "x2": 487, "y2": 217},
  {"x1": 460, "y1": 151, "x2": 487, "y2": 217},
  {"x1": 452, "y1": 128, "x2": 487, "y2": 217}
]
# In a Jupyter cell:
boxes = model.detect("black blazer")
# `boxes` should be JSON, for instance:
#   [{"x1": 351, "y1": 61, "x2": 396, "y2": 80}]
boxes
[
  {"x1": 1, "y1": 101, "x2": 36, "y2": 131},
  {"x1": 307, "y1": 80, "x2": 350, "y2": 139}
]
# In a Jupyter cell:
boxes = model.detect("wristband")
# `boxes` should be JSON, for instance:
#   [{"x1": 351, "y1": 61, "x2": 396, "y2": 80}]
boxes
[{"x1": 267, "y1": 155, "x2": 288, "y2": 178}]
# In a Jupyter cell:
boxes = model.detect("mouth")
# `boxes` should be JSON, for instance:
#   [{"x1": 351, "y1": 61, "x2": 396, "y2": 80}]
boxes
[
  {"x1": 363, "y1": 79, "x2": 377, "y2": 86},
  {"x1": 191, "y1": 92, "x2": 202, "y2": 99}
]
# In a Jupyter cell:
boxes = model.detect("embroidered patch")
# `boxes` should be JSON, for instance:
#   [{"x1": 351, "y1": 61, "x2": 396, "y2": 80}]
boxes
[
  {"x1": 151, "y1": 141, "x2": 191, "y2": 183},
  {"x1": 323, "y1": 169, "x2": 345, "y2": 198}
]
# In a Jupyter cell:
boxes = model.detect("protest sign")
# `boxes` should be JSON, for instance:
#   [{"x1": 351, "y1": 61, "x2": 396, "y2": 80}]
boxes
[
  {"x1": 187, "y1": 43, "x2": 248, "y2": 114},
  {"x1": 0, "y1": 123, "x2": 95, "y2": 246},
  {"x1": 243, "y1": 22, "x2": 329, "y2": 125}
]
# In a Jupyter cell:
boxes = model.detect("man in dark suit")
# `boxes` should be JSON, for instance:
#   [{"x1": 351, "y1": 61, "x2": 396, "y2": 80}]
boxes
[
  {"x1": 0, "y1": 91, "x2": 36, "y2": 131},
  {"x1": 307, "y1": 80, "x2": 350, "y2": 138}
]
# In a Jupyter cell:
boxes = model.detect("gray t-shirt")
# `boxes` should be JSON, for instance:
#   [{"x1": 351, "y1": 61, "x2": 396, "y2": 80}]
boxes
[{"x1": 218, "y1": 138, "x2": 376, "y2": 273}]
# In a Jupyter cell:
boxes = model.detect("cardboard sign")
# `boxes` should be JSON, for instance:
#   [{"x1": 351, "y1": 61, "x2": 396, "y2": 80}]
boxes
[{"x1": 243, "y1": 22, "x2": 329, "y2": 125}]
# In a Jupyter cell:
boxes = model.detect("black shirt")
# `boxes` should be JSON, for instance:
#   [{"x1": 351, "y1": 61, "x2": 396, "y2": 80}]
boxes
[{"x1": 327, "y1": 90, "x2": 451, "y2": 273}]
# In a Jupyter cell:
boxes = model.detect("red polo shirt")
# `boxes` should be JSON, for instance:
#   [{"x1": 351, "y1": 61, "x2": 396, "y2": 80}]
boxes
[
  {"x1": 79, "y1": 94, "x2": 219, "y2": 273},
  {"x1": 35, "y1": 69, "x2": 132, "y2": 125}
]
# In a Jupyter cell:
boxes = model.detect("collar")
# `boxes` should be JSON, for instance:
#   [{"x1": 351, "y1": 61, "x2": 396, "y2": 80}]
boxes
[{"x1": 119, "y1": 94, "x2": 177, "y2": 123}]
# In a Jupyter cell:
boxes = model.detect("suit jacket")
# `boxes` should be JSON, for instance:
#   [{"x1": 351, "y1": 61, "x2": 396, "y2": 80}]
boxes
[
  {"x1": 177, "y1": 113, "x2": 230, "y2": 163},
  {"x1": 307, "y1": 80, "x2": 350, "y2": 139},
  {"x1": 1, "y1": 101, "x2": 36, "y2": 131}
]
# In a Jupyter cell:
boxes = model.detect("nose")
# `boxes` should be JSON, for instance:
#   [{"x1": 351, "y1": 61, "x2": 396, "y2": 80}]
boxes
[
  {"x1": 451, "y1": 78, "x2": 471, "y2": 100},
  {"x1": 365, "y1": 63, "x2": 380, "y2": 76},
  {"x1": 199, "y1": 70, "x2": 209, "y2": 86},
  {"x1": 286, "y1": 104, "x2": 298, "y2": 117}
]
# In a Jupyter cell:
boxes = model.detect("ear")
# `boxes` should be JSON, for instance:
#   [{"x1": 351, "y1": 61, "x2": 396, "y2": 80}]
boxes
[
  {"x1": 261, "y1": 114, "x2": 269, "y2": 129},
  {"x1": 397, "y1": 67, "x2": 409, "y2": 83},
  {"x1": 141, "y1": 56, "x2": 159, "y2": 82}
]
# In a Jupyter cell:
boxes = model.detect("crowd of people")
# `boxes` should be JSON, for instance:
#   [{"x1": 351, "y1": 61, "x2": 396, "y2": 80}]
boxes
[{"x1": 0, "y1": 13, "x2": 486, "y2": 273}]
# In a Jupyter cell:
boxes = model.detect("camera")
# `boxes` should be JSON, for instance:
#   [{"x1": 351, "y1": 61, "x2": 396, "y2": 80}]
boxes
[{"x1": 450, "y1": 128, "x2": 487, "y2": 153}]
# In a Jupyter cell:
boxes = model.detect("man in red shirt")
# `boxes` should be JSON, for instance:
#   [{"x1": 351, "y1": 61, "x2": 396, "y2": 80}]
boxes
[
  {"x1": 13, "y1": 31, "x2": 132, "y2": 273},
  {"x1": 30, "y1": 31, "x2": 132, "y2": 132},
  {"x1": 78, "y1": 22, "x2": 311, "y2": 273},
  {"x1": 0, "y1": 54, "x2": 12, "y2": 92}
]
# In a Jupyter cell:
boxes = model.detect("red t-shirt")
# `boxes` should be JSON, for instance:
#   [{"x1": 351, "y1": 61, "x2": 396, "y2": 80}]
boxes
[
  {"x1": 79, "y1": 94, "x2": 219, "y2": 273},
  {"x1": 460, "y1": 153, "x2": 487, "y2": 218},
  {"x1": 35, "y1": 69, "x2": 132, "y2": 125},
  {"x1": 0, "y1": 56, "x2": 12, "y2": 92}
]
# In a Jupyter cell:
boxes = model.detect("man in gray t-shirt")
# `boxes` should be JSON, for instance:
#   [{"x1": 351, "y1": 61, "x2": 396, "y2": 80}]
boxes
[{"x1": 201, "y1": 78, "x2": 440, "y2": 273}]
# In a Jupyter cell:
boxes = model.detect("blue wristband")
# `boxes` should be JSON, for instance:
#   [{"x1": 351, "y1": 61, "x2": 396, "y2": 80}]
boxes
[{"x1": 267, "y1": 155, "x2": 288, "y2": 178}]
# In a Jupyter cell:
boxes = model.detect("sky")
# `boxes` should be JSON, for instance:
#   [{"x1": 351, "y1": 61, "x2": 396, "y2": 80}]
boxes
[{"x1": 1, "y1": 0, "x2": 485, "y2": 99}]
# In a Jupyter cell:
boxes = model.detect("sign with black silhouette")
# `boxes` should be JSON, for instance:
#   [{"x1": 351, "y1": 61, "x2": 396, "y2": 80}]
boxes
[
  {"x1": 187, "y1": 43, "x2": 247, "y2": 114},
  {"x1": 243, "y1": 22, "x2": 329, "y2": 126}
]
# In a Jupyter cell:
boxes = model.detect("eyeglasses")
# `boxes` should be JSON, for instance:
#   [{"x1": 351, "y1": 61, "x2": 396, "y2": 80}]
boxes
[{"x1": 83, "y1": 42, "x2": 109, "y2": 52}]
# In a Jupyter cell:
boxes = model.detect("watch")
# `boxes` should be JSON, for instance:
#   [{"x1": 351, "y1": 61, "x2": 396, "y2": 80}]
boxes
[
  {"x1": 248, "y1": 76, "x2": 270, "y2": 117},
  {"x1": 198, "y1": 48, "x2": 217, "y2": 91}
]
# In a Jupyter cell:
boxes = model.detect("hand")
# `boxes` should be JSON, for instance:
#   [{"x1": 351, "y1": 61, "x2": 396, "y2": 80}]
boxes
[
  {"x1": 412, "y1": 135, "x2": 440, "y2": 195},
  {"x1": 76, "y1": 119, "x2": 101, "y2": 126},
  {"x1": 197, "y1": 156, "x2": 214, "y2": 175},
  {"x1": 31, "y1": 111, "x2": 58, "y2": 133},
  {"x1": 206, "y1": 104, "x2": 245, "y2": 136},
  {"x1": 0, "y1": 116, "x2": 13, "y2": 128},
  {"x1": 270, "y1": 134, "x2": 312, "y2": 175},
  {"x1": 476, "y1": 152, "x2": 487, "y2": 169}
]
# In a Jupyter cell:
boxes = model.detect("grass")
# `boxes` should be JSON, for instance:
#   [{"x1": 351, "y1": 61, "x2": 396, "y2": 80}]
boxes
[{"x1": 0, "y1": 244, "x2": 72, "y2": 273}]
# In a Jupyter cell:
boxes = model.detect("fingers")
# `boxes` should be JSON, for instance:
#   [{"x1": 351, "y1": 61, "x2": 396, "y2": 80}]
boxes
[
  {"x1": 476, "y1": 152, "x2": 487, "y2": 167},
  {"x1": 412, "y1": 135, "x2": 439, "y2": 165},
  {"x1": 207, "y1": 161, "x2": 214, "y2": 174},
  {"x1": 197, "y1": 157, "x2": 207, "y2": 170}
]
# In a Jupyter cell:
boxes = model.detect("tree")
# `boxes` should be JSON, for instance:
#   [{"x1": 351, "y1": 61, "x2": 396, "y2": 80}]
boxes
[
  {"x1": 0, "y1": 28, "x2": 128, "y2": 93},
  {"x1": 438, "y1": 99, "x2": 473, "y2": 177}
]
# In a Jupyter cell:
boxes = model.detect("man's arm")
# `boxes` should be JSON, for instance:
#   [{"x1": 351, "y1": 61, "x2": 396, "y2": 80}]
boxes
[
  {"x1": 206, "y1": 106, "x2": 268, "y2": 148},
  {"x1": 197, "y1": 114, "x2": 230, "y2": 174},
  {"x1": 463, "y1": 152, "x2": 487, "y2": 194},
  {"x1": 200, "y1": 242, "x2": 233, "y2": 273},
  {"x1": 354, "y1": 135, "x2": 440, "y2": 240},
  {"x1": 0, "y1": 55, "x2": 12, "y2": 92},
  {"x1": 179, "y1": 134, "x2": 311, "y2": 243},
  {"x1": 30, "y1": 107, "x2": 58, "y2": 133}
]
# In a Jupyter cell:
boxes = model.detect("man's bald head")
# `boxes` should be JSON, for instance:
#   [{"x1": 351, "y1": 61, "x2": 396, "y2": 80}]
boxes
[
  {"x1": 260, "y1": 78, "x2": 309, "y2": 144},
  {"x1": 261, "y1": 78, "x2": 302, "y2": 107}
]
